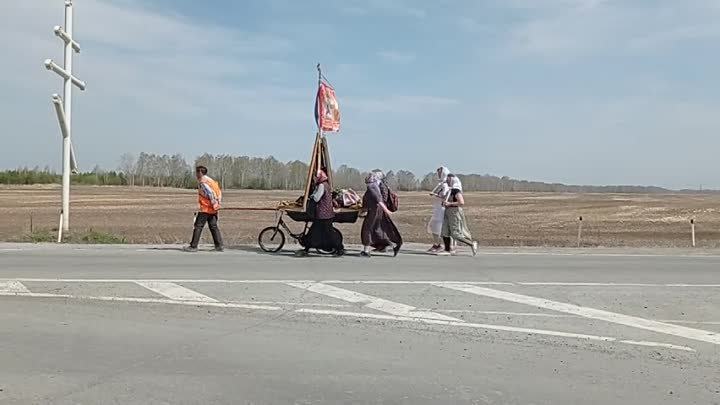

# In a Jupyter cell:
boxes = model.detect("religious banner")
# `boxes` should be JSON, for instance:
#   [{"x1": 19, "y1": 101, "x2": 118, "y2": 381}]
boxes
[{"x1": 315, "y1": 82, "x2": 341, "y2": 132}]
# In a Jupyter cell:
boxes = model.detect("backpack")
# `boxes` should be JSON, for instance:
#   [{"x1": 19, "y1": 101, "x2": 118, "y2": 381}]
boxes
[{"x1": 386, "y1": 189, "x2": 399, "y2": 212}]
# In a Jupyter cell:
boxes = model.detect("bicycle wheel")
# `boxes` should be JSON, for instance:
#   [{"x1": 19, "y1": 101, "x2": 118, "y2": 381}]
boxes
[{"x1": 258, "y1": 227, "x2": 286, "y2": 253}]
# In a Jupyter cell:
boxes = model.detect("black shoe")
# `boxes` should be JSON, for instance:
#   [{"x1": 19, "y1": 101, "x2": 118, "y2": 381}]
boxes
[
  {"x1": 295, "y1": 250, "x2": 309, "y2": 257},
  {"x1": 359, "y1": 251, "x2": 371, "y2": 258},
  {"x1": 393, "y1": 245, "x2": 401, "y2": 257},
  {"x1": 214, "y1": 246, "x2": 224, "y2": 252},
  {"x1": 183, "y1": 246, "x2": 198, "y2": 253},
  {"x1": 334, "y1": 249, "x2": 345, "y2": 257}
]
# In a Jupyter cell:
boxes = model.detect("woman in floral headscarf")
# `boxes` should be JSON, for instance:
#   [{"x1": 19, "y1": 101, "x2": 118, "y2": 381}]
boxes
[
  {"x1": 360, "y1": 171, "x2": 402, "y2": 257},
  {"x1": 439, "y1": 174, "x2": 478, "y2": 256}
]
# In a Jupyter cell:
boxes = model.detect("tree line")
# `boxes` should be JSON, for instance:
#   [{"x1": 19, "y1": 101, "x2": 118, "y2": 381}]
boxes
[{"x1": 0, "y1": 152, "x2": 710, "y2": 194}]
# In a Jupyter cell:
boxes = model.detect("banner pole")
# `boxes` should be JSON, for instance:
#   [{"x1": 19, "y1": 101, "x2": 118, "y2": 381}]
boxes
[{"x1": 316, "y1": 63, "x2": 324, "y2": 139}]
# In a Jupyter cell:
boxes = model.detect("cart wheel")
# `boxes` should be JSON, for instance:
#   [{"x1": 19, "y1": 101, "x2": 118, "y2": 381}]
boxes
[
  {"x1": 258, "y1": 227, "x2": 286, "y2": 253},
  {"x1": 315, "y1": 227, "x2": 343, "y2": 255}
]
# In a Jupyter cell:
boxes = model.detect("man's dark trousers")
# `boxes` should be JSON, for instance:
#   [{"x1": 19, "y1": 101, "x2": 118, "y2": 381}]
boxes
[{"x1": 190, "y1": 212, "x2": 224, "y2": 249}]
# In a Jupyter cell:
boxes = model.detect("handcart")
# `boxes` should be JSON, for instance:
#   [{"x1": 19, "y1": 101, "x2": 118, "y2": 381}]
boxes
[{"x1": 257, "y1": 206, "x2": 360, "y2": 254}]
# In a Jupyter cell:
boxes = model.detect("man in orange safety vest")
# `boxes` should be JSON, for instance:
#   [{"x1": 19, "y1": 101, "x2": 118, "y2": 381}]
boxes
[{"x1": 184, "y1": 166, "x2": 224, "y2": 252}]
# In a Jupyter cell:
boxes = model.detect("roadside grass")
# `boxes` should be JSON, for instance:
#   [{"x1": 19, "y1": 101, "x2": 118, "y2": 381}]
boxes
[{"x1": 16, "y1": 229, "x2": 128, "y2": 244}]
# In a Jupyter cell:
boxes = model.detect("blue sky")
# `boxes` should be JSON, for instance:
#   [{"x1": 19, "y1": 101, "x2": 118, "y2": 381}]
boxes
[{"x1": 2, "y1": 0, "x2": 720, "y2": 189}]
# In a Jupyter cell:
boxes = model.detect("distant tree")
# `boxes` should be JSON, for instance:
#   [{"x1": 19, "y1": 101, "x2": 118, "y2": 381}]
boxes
[
  {"x1": 118, "y1": 153, "x2": 136, "y2": 186},
  {"x1": 6, "y1": 151, "x2": 703, "y2": 194},
  {"x1": 384, "y1": 170, "x2": 399, "y2": 191},
  {"x1": 396, "y1": 170, "x2": 417, "y2": 191}
]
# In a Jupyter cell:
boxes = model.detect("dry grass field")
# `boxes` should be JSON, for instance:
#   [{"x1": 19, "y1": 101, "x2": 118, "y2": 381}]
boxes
[{"x1": 1, "y1": 185, "x2": 720, "y2": 248}]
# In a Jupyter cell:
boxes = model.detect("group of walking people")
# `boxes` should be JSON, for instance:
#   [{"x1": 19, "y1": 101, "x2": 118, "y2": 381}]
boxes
[
  {"x1": 293, "y1": 165, "x2": 478, "y2": 258},
  {"x1": 185, "y1": 165, "x2": 477, "y2": 257},
  {"x1": 297, "y1": 168, "x2": 402, "y2": 257}
]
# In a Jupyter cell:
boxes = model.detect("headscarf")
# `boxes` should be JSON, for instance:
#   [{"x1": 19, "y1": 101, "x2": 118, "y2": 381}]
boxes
[
  {"x1": 315, "y1": 169, "x2": 329, "y2": 185},
  {"x1": 365, "y1": 172, "x2": 381, "y2": 185},
  {"x1": 447, "y1": 174, "x2": 463, "y2": 191},
  {"x1": 432, "y1": 167, "x2": 450, "y2": 195},
  {"x1": 372, "y1": 170, "x2": 385, "y2": 182}
]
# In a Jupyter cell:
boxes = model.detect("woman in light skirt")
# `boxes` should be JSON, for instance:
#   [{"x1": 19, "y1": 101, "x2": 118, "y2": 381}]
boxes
[{"x1": 438, "y1": 174, "x2": 478, "y2": 256}]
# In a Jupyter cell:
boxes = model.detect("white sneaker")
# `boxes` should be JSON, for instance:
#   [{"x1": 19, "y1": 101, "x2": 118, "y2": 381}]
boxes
[
  {"x1": 436, "y1": 251, "x2": 452, "y2": 256},
  {"x1": 471, "y1": 242, "x2": 478, "y2": 257}
]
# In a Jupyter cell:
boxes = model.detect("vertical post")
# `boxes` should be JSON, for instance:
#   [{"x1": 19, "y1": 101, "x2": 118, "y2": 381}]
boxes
[
  {"x1": 577, "y1": 216, "x2": 583, "y2": 247},
  {"x1": 57, "y1": 212, "x2": 64, "y2": 243},
  {"x1": 30, "y1": 212, "x2": 34, "y2": 234},
  {"x1": 48, "y1": 1, "x2": 84, "y2": 239},
  {"x1": 316, "y1": 63, "x2": 324, "y2": 140},
  {"x1": 691, "y1": 219, "x2": 696, "y2": 248},
  {"x1": 61, "y1": 0, "x2": 74, "y2": 233}
]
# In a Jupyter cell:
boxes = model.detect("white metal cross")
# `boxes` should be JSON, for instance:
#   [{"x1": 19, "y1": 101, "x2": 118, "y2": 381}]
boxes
[{"x1": 45, "y1": 0, "x2": 86, "y2": 238}]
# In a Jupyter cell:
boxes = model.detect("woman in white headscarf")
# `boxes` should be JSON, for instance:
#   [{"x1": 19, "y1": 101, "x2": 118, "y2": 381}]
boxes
[
  {"x1": 427, "y1": 166, "x2": 450, "y2": 253},
  {"x1": 439, "y1": 174, "x2": 478, "y2": 256}
]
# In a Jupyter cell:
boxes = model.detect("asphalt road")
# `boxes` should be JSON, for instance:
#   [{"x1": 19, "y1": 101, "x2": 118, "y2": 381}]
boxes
[{"x1": 1, "y1": 244, "x2": 719, "y2": 405}]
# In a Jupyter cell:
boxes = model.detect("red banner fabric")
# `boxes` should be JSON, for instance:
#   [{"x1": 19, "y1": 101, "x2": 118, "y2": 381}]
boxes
[{"x1": 315, "y1": 82, "x2": 341, "y2": 132}]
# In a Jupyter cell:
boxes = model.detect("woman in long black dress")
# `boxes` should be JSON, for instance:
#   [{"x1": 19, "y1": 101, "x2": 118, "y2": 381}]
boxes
[
  {"x1": 297, "y1": 170, "x2": 345, "y2": 257},
  {"x1": 360, "y1": 172, "x2": 402, "y2": 257}
]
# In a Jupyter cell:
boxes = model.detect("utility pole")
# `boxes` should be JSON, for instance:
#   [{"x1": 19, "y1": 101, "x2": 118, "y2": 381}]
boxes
[{"x1": 45, "y1": 0, "x2": 86, "y2": 239}]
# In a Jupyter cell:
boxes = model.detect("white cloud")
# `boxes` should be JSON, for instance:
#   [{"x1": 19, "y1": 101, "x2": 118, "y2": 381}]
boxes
[
  {"x1": 502, "y1": 0, "x2": 720, "y2": 58},
  {"x1": 0, "y1": 0, "x2": 311, "y2": 170}
]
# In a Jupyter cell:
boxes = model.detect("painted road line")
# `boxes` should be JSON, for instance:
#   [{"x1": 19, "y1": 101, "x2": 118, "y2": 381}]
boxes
[
  {"x1": 427, "y1": 310, "x2": 720, "y2": 324},
  {"x1": 661, "y1": 320, "x2": 720, "y2": 326},
  {"x1": 135, "y1": 281, "x2": 218, "y2": 303},
  {"x1": 430, "y1": 310, "x2": 575, "y2": 318},
  {"x1": 0, "y1": 278, "x2": 319, "y2": 284},
  {"x1": 0, "y1": 291, "x2": 281, "y2": 310},
  {"x1": 295, "y1": 309, "x2": 695, "y2": 352},
  {"x1": 617, "y1": 340, "x2": 701, "y2": 352},
  {"x1": 287, "y1": 282, "x2": 461, "y2": 322},
  {"x1": 664, "y1": 284, "x2": 720, "y2": 288},
  {"x1": 322, "y1": 280, "x2": 515, "y2": 285},
  {"x1": 0, "y1": 290, "x2": 698, "y2": 352},
  {"x1": 2, "y1": 278, "x2": 720, "y2": 288},
  {"x1": 228, "y1": 300, "x2": 351, "y2": 308},
  {"x1": 0, "y1": 281, "x2": 30, "y2": 294},
  {"x1": 518, "y1": 282, "x2": 720, "y2": 287},
  {"x1": 436, "y1": 283, "x2": 720, "y2": 346}
]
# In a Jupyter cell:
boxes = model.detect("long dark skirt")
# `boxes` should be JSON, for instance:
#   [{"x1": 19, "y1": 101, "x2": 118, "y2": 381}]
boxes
[
  {"x1": 303, "y1": 219, "x2": 344, "y2": 251},
  {"x1": 361, "y1": 208, "x2": 403, "y2": 249}
]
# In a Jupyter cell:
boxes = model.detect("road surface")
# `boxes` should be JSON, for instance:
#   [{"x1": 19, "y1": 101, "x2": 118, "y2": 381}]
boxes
[{"x1": 1, "y1": 244, "x2": 719, "y2": 404}]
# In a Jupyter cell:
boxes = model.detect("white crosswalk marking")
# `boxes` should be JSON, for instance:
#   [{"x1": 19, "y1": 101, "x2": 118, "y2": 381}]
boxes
[
  {"x1": 135, "y1": 281, "x2": 218, "y2": 303},
  {"x1": 0, "y1": 278, "x2": 711, "y2": 352},
  {"x1": 435, "y1": 283, "x2": 720, "y2": 346},
  {"x1": 287, "y1": 282, "x2": 461, "y2": 322},
  {"x1": 0, "y1": 280, "x2": 30, "y2": 294}
]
